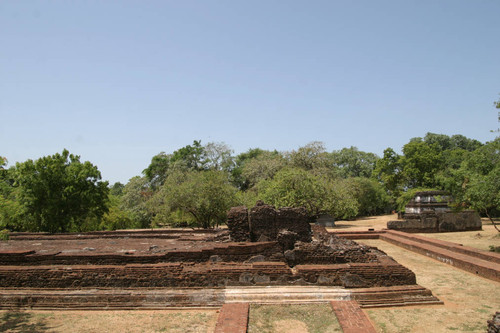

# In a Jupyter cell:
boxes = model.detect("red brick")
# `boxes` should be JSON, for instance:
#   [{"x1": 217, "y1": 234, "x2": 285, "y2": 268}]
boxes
[{"x1": 215, "y1": 303, "x2": 249, "y2": 333}]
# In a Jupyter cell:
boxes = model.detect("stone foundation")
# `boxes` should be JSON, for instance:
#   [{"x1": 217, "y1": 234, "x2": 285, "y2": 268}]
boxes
[{"x1": 388, "y1": 210, "x2": 482, "y2": 233}]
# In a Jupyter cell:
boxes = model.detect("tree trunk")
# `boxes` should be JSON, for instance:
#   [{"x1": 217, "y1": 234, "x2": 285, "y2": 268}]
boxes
[{"x1": 485, "y1": 212, "x2": 500, "y2": 232}]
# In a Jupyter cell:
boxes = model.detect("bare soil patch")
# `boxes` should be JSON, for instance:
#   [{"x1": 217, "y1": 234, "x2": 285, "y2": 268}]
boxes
[
  {"x1": 332, "y1": 214, "x2": 500, "y2": 252},
  {"x1": 0, "y1": 309, "x2": 217, "y2": 333},
  {"x1": 358, "y1": 238, "x2": 500, "y2": 332}
]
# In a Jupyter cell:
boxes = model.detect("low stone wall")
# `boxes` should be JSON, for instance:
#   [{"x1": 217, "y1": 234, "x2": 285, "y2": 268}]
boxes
[
  {"x1": 0, "y1": 261, "x2": 416, "y2": 289},
  {"x1": 0, "y1": 242, "x2": 284, "y2": 266},
  {"x1": 0, "y1": 285, "x2": 442, "y2": 309},
  {"x1": 387, "y1": 210, "x2": 482, "y2": 233}
]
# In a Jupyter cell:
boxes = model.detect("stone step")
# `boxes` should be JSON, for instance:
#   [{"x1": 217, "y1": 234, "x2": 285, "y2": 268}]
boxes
[
  {"x1": 380, "y1": 232, "x2": 500, "y2": 282},
  {"x1": 224, "y1": 286, "x2": 350, "y2": 303},
  {"x1": 0, "y1": 285, "x2": 441, "y2": 309},
  {"x1": 386, "y1": 230, "x2": 500, "y2": 264}
]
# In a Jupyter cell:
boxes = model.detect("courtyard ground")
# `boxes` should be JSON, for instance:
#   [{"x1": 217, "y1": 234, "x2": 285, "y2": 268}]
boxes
[{"x1": 0, "y1": 214, "x2": 498, "y2": 332}]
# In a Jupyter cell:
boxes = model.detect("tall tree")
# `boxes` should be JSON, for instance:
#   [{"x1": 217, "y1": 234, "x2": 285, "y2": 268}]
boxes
[
  {"x1": 231, "y1": 148, "x2": 267, "y2": 190},
  {"x1": 150, "y1": 170, "x2": 238, "y2": 228},
  {"x1": 258, "y1": 168, "x2": 359, "y2": 219},
  {"x1": 14, "y1": 150, "x2": 109, "y2": 233},
  {"x1": 120, "y1": 176, "x2": 153, "y2": 228},
  {"x1": 452, "y1": 138, "x2": 500, "y2": 231},
  {"x1": 330, "y1": 146, "x2": 379, "y2": 178},
  {"x1": 400, "y1": 140, "x2": 442, "y2": 189},
  {"x1": 203, "y1": 142, "x2": 234, "y2": 172},
  {"x1": 372, "y1": 148, "x2": 403, "y2": 198}
]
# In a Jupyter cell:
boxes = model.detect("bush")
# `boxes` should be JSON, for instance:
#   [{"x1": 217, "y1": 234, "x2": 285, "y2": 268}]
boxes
[
  {"x1": 489, "y1": 245, "x2": 500, "y2": 253},
  {"x1": 0, "y1": 229, "x2": 9, "y2": 241}
]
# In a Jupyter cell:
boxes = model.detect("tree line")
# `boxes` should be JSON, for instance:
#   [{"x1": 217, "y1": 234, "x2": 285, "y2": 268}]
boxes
[{"x1": 1, "y1": 133, "x2": 499, "y2": 233}]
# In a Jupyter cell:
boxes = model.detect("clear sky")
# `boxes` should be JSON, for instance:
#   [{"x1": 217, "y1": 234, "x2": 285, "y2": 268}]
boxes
[{"x1": 1, "y1": 1, "x2": 499, "y2": 184}]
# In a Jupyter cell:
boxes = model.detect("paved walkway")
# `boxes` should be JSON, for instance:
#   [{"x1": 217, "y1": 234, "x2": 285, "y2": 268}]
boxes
[
  {"x1": 330, "y1": 300, "x2": 377, "y2": 333},
  {"x1": 214, "y1": 300, "x2": 378, "y2": 333},
  {"x1": 214, "y1": 303, "x2": 249, "y2": 333}
]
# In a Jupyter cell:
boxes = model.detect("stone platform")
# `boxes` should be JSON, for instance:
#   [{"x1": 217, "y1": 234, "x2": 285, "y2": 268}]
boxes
[
  {"x1": 0, "y1": 227, "x2": 446, "y2": 310},
  {"x1": 0, "y1": 285, "x2": 441, "y2": 310}
]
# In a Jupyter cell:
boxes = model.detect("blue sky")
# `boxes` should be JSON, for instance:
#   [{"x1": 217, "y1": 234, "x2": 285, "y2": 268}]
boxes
[{"x1": 1, "y1": 1, "x2": 499, "y2": 184}]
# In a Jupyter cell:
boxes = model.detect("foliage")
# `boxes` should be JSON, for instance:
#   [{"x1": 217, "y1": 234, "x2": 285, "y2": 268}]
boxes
[
  {"x1": 0, "y1": 229, "x2": 9, "y2": 241},
  {"x1": 231, "y1": 148, "x2": 268, "y2": 190},
  {"x1": 144, "y1": 141, "x2": 234, "y2": 189},
  {"x1": 288, "y1": 141, "x2": 330, "y2": 171},
  {"x1": 330, "y1": 146, "x2": 379, "y2": 178},
  {"x1": 120, "y1": 176, "x2": 153, "y2": 228},
  {"x1": 100, "y1": 194, "x2": 138, "y2": 231},
  {"x1": 0, "y1": 156, "x2": 7, "y2": 169},
  {"x1": 143, "y1": 152, "x2": 171, "y2": 189},
  {"x1": 323, "y1": 179, "x2": 359, "y2": 220},
  {"x1": 0, "y1": 193, "x2": 26, "y2": 231},
  {"x1": 150, "y1": 170, "x2": 238, "y2": 228},
  {"x1": 258, "y1": 168, "x2": 328, "y2": 217},
  {"x1": 4, "y1": 132, "x2": 496, "y2": 233},
  {"x1": 258, "y1": 168, "x2": 359, "y2": 220},
  {"x1": 489, "y1": 245, "x2": 500, "y2": 253},
  {"x1": 346, "y1": 177, "x2": 391, "y2": 216},
  {"x1": 143, "y1": 140, "x2": 205, "y2": 189},
  {"x1": 372, "y1": 148, "x2": 403, "y2": 198},
  {"x1": 240, "y1": 151, "x2": 286, "y2": 189},
  {"x1": 203, "y1": 141, "x2": 234, "y2": 172},
  {"x1": 400, "y1": 140, "x2": 442, "y2": 189},
  {"x1": 449, "y1": 138, "x2": 500, "y2": 231},
  {"x1": 110, "y1": 182, "x2": 125, "y2": 196},
  {"x1": 13, "y1": 150, "x2": 109, "y2": 233}
]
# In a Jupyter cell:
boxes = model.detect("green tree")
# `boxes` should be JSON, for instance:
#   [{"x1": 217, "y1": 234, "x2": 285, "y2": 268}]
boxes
[
  {"x1": 259, "y1": 168, "x2": 328, "y2": 217},
  {"x1": 330, "y1": 146, "x2": 379, "y2": 178},
  {"x1": 346, "y1": 177, "x2": 390, "y2": 216},
  {"x1": 324, "y1": 179, "x2": 359, "y2": 220},
  {"x1": 170, "y1": 140, "x2": 206, "y2": 170},
  {"x1": 231, "y1": 148, "x2": 267, "y2": 190},
  {"x1": 110, "y1": 182, "x2": 125, "y2": 196},
  {"x1": 150, "y1": 170, "x2": 238, "y2": 228},
  {"x1": 203, "y1": 142, "x2": 234, "y2": 172},
  {"x1": 14, "y1": 150, "x2": 109, "y2": 233},
  {"x1": 400, "y1": 140, "x2": 442, "y2": 188},
  {"x1": 100, "y1": 194, "x2": 137, "y2": 231},
  {"x1": 452, "y1": 138, "x2": 500, "y2": 231},
  {"x1": 258, "y1": 168, "x2": 359, "y2": 220},
  {"x1": 120, "y1": 176, "x2": 153, "y2": 228},
  {"x1": 143, "y1": 140, "x2": 206, "y2": 189},
  {"x1": 143, "y1": 152, "x2": 171, "y2": 189},
  {"x1": 372, "y1": 148, "x2": 403, "y2": 198},
  {"x1": 288, "y1": 141, "x2": 330, "y2": 171},
  {"x1": 240, "y1": 151, "x2": 286, "y2": 189}
]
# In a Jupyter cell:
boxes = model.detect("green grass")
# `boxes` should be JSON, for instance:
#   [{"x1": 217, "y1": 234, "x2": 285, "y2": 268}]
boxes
[{"x1": 248, "y1": 303, "x2": 342, "y2": 333}]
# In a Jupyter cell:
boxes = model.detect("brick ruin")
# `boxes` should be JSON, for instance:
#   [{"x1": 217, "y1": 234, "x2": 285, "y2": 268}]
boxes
[
  {"x1": 388, "y1": 191, "x2": 482, "y2": 232},
  {"x1": 0, "y1": 202, "x2": 443, "y2": 308}
]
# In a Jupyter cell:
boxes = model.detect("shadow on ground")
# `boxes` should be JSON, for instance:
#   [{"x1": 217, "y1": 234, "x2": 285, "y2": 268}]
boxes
[{"x1": 0, "y1": 311, "x2": 51, "y2": 332}]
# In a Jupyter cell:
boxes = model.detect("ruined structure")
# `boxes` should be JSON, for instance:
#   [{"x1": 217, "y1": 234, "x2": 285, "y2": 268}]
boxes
[
  {"x1": 488, "y1": 312, "x2": 500, "y2": 333},
  {"x1": 0, "y1": 201, "x2": 442, "y2": 309},
  {"x1": 227, "y1": 201, "x2": 311, "y2": 243},
  {"x1": 388, "y1": 191, "x2": 482, "y2": 232}
]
